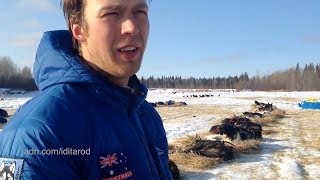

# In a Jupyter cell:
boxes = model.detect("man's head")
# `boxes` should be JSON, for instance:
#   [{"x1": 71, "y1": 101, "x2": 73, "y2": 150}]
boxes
[{"x1": 61, "y1": 0, "x2": 149, "y2": 86}]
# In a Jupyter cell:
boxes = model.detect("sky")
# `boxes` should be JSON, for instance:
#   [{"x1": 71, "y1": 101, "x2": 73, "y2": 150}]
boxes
[{"x1": 0, "y1": 0, "x2": 320, "y2": 78}]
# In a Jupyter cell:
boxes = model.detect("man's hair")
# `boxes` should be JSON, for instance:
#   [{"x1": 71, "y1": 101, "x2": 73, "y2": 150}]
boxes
[{"x1": 60, "y1": 0, "x2": 87, "y2": 52}]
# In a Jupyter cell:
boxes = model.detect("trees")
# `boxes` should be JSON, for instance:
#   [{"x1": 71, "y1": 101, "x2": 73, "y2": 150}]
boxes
[
  {"x1": 140, "y1": 62, "x2": 320, "y2": 91},
  {"x1": 0, "y1": 56, "x2": 17, "y2": 86},
  {"x1": 1, "y1": 55, "x2": 319, "y2": 91},
  {"x1": 0, "y1": 56, "x2": 37, "y2": 91}
]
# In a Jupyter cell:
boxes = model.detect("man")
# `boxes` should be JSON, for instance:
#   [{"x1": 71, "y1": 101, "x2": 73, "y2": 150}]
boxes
[{"x1": 0, "y1": 0, "x2": 173, "y2": 179}]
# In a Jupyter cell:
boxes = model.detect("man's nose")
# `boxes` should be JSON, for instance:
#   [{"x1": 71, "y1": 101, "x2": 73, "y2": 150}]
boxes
[{"x1": 121, "y1": 17, "x2": 139, "y2": 36}]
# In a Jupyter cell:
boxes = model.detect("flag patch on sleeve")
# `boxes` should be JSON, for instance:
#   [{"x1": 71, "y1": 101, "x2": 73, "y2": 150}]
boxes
[{"x1": 0, "y1": 157, "x2": 24, "y2": 180}]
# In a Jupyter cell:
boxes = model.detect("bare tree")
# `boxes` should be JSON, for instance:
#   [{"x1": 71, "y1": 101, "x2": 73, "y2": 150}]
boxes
[
  {"x1": 0, "y1": 56, "x2": 37, "y2": 90},
  {"x1": 0, "y1": 56, "x2": 17, "y2": 87}
]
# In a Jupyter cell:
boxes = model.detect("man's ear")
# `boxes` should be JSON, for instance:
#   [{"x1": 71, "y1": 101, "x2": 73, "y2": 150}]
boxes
[{"x1": 71, "y1": 24, "x2": 87, "y2": 43}]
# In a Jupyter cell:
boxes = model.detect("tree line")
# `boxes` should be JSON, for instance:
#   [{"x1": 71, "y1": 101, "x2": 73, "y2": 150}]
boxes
[
  {"x1": 141, "y1": 63, "x2": 320, "y2": 91},
  {"x1": 0, "y1": 56, "x2": 37, "y2": 91},
  {"x1": 1, "y1": 55, "x2": 319, "y2": 91}
]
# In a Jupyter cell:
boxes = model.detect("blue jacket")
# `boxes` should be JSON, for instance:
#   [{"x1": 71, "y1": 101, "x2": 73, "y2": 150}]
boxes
[{"x1": 0, "y1": 30, "x2": 172, "y2": 180}]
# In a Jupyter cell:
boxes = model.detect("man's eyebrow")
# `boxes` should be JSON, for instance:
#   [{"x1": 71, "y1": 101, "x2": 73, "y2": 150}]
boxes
[
  {"x1": 98, "y1": 2, "x2": 148, "y2": 13},
  {"x1": 98, "y1": 4, "x2": 122, "y2": 14},
  {"x1": 134, "y1": 2, "x2": 148, "y2": 10}
]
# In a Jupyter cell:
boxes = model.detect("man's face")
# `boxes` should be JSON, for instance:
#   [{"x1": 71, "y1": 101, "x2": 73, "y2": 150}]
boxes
[{"x1": 79, "y1": 0, "x2": 149, "y2": 84}]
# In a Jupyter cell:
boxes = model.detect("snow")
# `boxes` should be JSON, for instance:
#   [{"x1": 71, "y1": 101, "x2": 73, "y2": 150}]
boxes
[
  {"x1": 148, "y1": 89, "x2": 320, "y2": 179},
  {"x1": 1, "y1": 88, "x2": 320, "y2": 179},
  {"x1": 0, "y1": 89, "x2": 37, "y2": 110}
]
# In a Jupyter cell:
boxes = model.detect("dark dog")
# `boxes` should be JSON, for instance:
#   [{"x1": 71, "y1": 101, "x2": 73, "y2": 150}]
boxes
[
  {"x1": 0, "y1": 117, "x2": 7, "y2": 124},
  {"x1": 0, "y1": 108, "x2": 8, "y2": 118},
  {"x1": 184, "y1": 135, "x2": 234, "y2": 161},
  {"x1": 169, "y1": 159, "x2": 180, "y2": 180}
]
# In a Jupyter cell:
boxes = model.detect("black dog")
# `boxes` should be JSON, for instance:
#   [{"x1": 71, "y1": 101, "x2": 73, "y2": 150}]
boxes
[{"x1": 169, "y1": 159, "x2": 180, "y2": 180}]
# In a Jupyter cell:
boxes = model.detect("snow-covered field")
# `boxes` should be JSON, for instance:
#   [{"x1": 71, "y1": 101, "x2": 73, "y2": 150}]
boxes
[
  {"x1": 147, "y1": 89, "x2": 320, "y2": 179},
  {"x1": 1, "y1": 88, "x2": 320, "y2": 179}
]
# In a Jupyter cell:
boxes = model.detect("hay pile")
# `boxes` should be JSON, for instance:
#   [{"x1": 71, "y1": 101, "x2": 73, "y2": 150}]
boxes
[
  {"x1": 169, "y1": 134, "x2": 261, "y2": 171},
  {"x1": 169, "y1": 151, "x2": 220, "y2": 172},
  {"x1": 249, "y1": 104, "x2": 286, "y2": 126},
  {"x1": 232, "y1": 139, "x2": 261, "y2": 154},
  {"x1": 169, "y1": 100, "x2": 286, "y2": 172}
]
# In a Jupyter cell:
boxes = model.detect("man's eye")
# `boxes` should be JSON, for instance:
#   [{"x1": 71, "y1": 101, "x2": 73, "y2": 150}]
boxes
[
  {"x1": 102, "y1": 12, "x2": 118, "y2": 17},
  {"x1": 136, "y1": 10, "x2": 148, "y2": 16}
]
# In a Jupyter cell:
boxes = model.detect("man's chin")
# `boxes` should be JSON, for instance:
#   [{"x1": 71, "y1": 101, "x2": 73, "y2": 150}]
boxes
[{"x1": 124, "y1": 67, "x2": 140, "y2": 77}]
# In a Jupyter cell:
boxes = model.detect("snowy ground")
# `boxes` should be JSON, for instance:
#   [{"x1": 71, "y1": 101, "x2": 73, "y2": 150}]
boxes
[
  {"x1": 1, "y1": 89, "x2": 320, "y2": 179},
  {"x1": 147, "y1": 89, "x2": 320, "y2": 179}
]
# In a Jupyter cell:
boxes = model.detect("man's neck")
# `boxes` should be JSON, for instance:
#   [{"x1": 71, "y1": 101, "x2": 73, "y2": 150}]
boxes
[
  {"x1": 104, "y1": 74, "x2": 129, "y2": 87},
  {"x1": 80, "y1": 57, "x2": 129, "y2": 87}
]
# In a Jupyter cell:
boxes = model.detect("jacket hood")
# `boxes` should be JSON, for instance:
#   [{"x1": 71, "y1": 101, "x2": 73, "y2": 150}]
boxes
[
  {"x1": 34, "y1": 30, "x2": 100, "y2": 91},
  {"x1": 34, "y1": 30, "x2": 147, "y2": 100}
]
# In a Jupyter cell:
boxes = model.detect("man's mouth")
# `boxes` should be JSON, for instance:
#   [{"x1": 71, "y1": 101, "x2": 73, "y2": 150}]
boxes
[
  {"x1": 118, "y1": 46, "x2": 139, "y2": 53},
  {"x1": 117, "y1": 46, "x2": 140, "y2": 61}
]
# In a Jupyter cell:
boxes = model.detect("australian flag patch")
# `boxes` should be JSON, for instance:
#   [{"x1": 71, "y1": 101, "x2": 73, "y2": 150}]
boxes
[
  {"x1": 99, "y1": 152, "x2": 133, "y2": 180},
  {"x1": 0, "y1": 157, "x2": 24, "y2": 180}
]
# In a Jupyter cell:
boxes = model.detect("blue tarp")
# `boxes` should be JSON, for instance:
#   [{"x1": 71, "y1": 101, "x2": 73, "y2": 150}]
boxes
[{"x1": 299, "y1": 101, "x2": 320, "y2": 109}]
